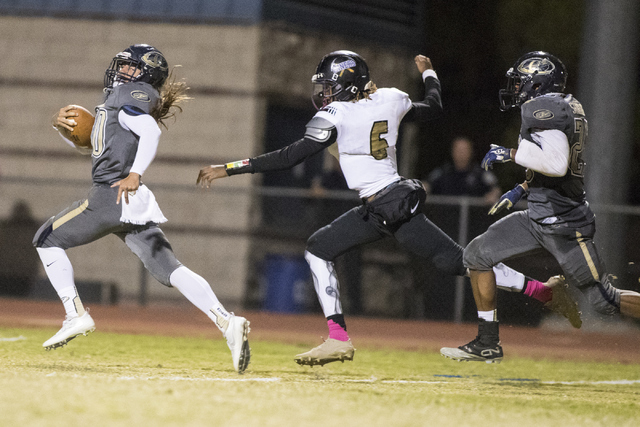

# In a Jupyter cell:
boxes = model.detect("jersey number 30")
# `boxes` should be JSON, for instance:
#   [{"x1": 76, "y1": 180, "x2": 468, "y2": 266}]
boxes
[
  {"x1": 91, "y1": 107, "x2": 108, "y2": 158},
  {"x1": 370, "y1": 120, "x2": 389, "y2": 160}
]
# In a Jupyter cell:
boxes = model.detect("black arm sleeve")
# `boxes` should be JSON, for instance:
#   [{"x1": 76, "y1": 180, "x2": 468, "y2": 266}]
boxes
[
  {"x1": 402, "y1": 76, "x2": 443, "y2": 123},
  {"x1": 242, "y1": 127, "x2": 337, "y2": 174}
]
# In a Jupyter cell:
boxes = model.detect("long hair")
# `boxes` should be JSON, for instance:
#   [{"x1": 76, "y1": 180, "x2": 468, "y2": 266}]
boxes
[
  {"x1": 151, "y1": 67, "x2": 192, "y2": 129},
  {"x1": 355, "y1": 81, "x2": 378, "y2": 102}
]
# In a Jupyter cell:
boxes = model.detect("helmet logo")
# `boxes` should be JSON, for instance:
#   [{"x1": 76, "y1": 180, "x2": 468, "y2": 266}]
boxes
[
  {"x1": 331, "y1": 59, "x2": 356, "y2": 73},
  {"x1": 518, "y1": 57, "x2": 555, "y2": 75},
  {"x1": 141, "y1": 52, "x2": 167, "y2": 70}
]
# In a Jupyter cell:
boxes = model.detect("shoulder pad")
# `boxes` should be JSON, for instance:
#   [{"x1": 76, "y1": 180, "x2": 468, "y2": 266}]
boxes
[
  {"x1": 522, "y1": 95, "x2": 570, "y2": 128},
  {"x1": 305, "y1": 116, "x2": 336, "y2": 144},
  {"x1": 112, "y1": 82, "x2": 158, "y2": 114}
]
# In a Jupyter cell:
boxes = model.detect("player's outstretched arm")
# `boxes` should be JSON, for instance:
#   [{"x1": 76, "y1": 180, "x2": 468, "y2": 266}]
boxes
[{"x1": 197, "y1": 165, "x2": 228, "y2": 188}]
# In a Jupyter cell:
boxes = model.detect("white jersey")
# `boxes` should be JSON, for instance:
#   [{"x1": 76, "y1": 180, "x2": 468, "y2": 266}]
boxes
[{"x1": 315, "y1": 88, "x2": 413, "y2": 198}]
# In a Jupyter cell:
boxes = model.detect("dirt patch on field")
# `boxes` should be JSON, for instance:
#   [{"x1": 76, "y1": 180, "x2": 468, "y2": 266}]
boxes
[{"x1": 1, "y1": 297, "x2": 638, "y2": 363}]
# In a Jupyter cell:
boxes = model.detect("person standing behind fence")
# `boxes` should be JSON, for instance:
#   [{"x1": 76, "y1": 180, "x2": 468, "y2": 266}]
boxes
[
  {"x1": 415, "y1": 136, "x2": 502, "y2": 320},
  {"x1": 33, "y1": 44, "x2": 251, "y2": 373},
  {"x1": 426, "y1": 136, "x2": 501, "y2": 205}
]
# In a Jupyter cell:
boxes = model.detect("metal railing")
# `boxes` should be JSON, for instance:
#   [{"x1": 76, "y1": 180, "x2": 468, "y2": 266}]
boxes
[{"x1": 4, "y1": 175, "x2": 640, "y2": 321}]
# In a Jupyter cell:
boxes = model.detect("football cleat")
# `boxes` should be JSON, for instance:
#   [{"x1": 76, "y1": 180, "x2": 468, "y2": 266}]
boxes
[
  {"x1": 224, "y1": 315, "x2": 251, "y2": 374},
  {"x1": 294, "y1": 338, "x2": 355, "y2": 367},
  {"x1": 544, "y1": 275, "x2": 582, "y2": 329},
  {"x1": 440, "y1": 338, "x2": 503, "y2": 364},
  {"x1": 43, "y1": 311, "x2": 96, "y2": 350}
]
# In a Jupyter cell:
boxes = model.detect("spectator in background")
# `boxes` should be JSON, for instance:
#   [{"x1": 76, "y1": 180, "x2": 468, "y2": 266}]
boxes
[{"x1": 425, "y1": 136, "x2": 501, "y2": 205}]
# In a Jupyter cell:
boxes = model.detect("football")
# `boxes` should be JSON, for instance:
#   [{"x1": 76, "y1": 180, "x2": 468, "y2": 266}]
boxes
[{"x1": 57, "y1": 105, "x2": 95, "y2": 149}]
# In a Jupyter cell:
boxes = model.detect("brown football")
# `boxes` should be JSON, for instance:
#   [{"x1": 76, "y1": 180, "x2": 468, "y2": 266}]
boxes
[{"x1": 58, "y1": 105, "x2": 95, "y2": 149}]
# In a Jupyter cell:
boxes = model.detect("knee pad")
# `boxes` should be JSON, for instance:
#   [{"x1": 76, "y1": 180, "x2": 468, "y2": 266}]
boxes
[
  {"x1": 463, "y1": 237, "x2": 492, "y2": 271},
  {"x1": 33, "y1": 216, "x2": 55, "y2": 248},
  {"x1": 305, "y1": 225, "x2": 335, "y2": 261},
  {"x1": 125, "y1": 228, "x2": 181, "y2": 287},
  {"x1": 578, "y1": 274, "x2": 621, "y2": 316},
  {"x1": 431, "y1": 251, "x2": 465, "y2": 276}
]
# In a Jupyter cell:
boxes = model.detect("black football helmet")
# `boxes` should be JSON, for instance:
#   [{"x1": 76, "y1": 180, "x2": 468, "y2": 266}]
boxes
[
  {"x1": 499, "y1": 51, "x2": 567, "y2": 111},
  {"x1": 104, "y1": 44, "x2": 169, "y2": 90},
  {"x1": 311, "y1": 50, "x2": 370, "y2": 109}
]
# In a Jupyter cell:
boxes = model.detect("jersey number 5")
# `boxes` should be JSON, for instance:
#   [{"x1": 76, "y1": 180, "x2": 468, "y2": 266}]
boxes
[{"x1": 370, "y1": 120, "x2": 389, "y2": 160}]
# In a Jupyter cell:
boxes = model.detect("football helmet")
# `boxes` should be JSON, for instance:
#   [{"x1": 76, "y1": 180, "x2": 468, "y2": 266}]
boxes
[
  {"x1": 104, "y1": 44, "x2": 169, "y2": 90},
  {"x1": 499, "y1": 51, "x2": 567, "y2": 111},
  {"x1": 311, "y1": 50, "x2": 370, "y2": 109}
]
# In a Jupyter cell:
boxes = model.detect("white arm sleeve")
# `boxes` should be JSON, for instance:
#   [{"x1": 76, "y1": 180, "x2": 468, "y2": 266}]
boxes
[
  {"x1": 422, "y1": 69, "x2": 438, "y2": 80},
  {"x1": 57, "y1": 132, "x2": 91, "y2": 155},
  {"x1": 118, "y1": 110, "x2": 161, "y2": 176},
  {"x1": 514, "y1": 129, "x2": 569, "y2": 177}
]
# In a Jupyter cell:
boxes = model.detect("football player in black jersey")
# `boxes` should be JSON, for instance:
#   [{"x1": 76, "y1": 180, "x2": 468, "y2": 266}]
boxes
[{"x1": 441, "y1": 51, "x2": 640, "y2": 363}]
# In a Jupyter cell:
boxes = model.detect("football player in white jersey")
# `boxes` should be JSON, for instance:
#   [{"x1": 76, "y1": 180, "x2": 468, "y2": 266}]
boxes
[{"x1": 198, "y1": 51, "x2": 579, "y2": 366}]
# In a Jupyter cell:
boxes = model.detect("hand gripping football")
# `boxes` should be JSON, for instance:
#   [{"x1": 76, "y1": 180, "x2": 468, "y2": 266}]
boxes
[{"x1": 58, "y1": 105, "x2": 95, "y2": 149}]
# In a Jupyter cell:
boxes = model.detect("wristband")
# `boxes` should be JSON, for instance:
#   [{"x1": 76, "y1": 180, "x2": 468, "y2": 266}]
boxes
[{"x1": 225, "y1": 159, "x2": 253, "y2": 176}]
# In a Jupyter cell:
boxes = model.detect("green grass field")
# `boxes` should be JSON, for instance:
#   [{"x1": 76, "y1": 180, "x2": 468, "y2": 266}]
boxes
[{"x1": 1, "y1": 326, "x2": 638, "y2": 427}]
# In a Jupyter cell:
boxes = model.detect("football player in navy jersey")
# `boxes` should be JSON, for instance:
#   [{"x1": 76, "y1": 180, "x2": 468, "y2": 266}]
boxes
[
  {"x1": 199, "y1": 51, "x2": 578, "y2": 366},
  {"x1": 35, "y1": 44, "x2": 251, "y2": 373},
  {"x1": 441, "y1": 51, "x2": 640, "y2": 363}
]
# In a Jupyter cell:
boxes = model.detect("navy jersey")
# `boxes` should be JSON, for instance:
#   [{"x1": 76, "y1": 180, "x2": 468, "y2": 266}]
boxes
[
  {"x1": 90, "y1": 81, "x2": 160, "y2": 184},
  {"x1": 520, "y1": 93, "x2": 594, "y2": 226}
]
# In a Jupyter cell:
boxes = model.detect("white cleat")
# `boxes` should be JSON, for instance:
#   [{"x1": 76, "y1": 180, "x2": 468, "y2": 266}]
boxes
[
  {"x1": 224, "y1": 315, "x2": 251, "y2": 374},
  {"x1": 294, "y1": 338, "x2": 355, "y2": 367},
  {"x1": 43, "y1": 311, "x2": 96, "y2": 350}
]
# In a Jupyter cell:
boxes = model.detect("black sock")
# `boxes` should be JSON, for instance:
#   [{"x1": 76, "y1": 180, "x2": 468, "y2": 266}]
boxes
[{"x1": 327, "y1": 314, "x2": 347, "y2": 331}]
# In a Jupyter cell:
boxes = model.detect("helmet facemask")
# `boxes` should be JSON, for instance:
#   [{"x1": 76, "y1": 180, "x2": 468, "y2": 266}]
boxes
[
  {"x1": 105, "y1": 55, "x2": 144, "y2": 87},
  {"x1": 312, "y1": 78, "x2": 360, "y2": 110}
]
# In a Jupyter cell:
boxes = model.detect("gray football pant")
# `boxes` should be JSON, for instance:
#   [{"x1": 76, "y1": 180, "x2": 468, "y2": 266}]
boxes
[
  {"x1": 464, "y1": 210, "x2": 620, "y2": 315},
  {"x1": 33, "y1": 184, "x2": 181, "y2": 286}
]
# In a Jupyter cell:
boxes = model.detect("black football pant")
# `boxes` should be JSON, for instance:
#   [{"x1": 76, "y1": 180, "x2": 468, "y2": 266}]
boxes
[{"x1": 306, "y1": 206, "x2": 465, "y2": 276}]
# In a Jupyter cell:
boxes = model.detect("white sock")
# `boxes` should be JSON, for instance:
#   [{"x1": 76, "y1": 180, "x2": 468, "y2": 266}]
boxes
[
  {"x1": 478, "y1": 310, "x2": 497, "y2": 322},
  {"x1": 493, "y1": 262, "x2": 525, "y2": 292},
  {"x1": 36, "y1": 247, "x2": 85, "y2": 317},
  {"x1": 304, "y1": 250, "x2": 342, "y2": 318},
  {"x1": 169, "y1": 266, "x2": 230, "y2": 332}
]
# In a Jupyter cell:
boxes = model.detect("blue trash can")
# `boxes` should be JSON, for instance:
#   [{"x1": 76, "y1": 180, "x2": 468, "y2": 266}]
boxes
[{"x1": 263, "y1": 254, "x2": 311, "y2": 313}]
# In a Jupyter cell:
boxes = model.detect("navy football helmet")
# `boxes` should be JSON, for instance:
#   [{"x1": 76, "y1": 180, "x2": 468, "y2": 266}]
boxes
[
  {"x1": 499, "y1": 51, "x2": 567, "y2": 111},
  {"x1": 311, "y1": 50, "x2": 370, "y2": 109},
  {"x1": 104, "y1": 44, "x2": 169, "y2": 90}
]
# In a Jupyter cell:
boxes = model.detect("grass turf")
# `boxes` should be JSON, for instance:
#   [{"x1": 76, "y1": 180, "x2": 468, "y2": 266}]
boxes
[{"x1": 1, "y1": 326, "x2": 639, "y2": 426}]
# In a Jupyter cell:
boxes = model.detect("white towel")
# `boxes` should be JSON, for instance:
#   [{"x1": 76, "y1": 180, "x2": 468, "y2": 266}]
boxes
[{"x1": 120, "y1": 184, "x2": 168, "y2": 225}]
